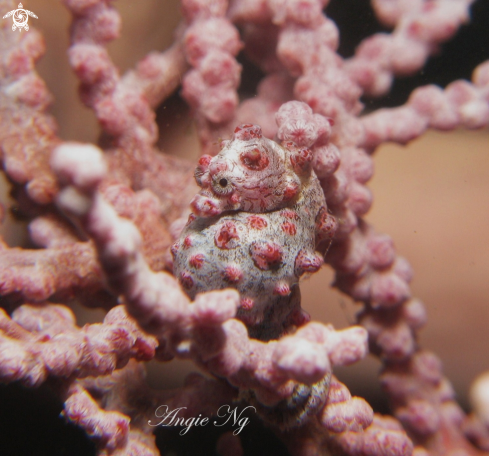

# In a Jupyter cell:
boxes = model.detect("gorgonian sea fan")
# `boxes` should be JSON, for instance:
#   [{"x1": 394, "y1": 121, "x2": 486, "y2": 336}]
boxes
[{"x1": 0, "y1": 0, "x2": 488, "y2": 455}]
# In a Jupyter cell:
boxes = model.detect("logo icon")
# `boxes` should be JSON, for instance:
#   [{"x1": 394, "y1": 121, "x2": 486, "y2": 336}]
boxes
[{"x1": 2, "y1": 3, "x2": 37, "y2": 32}]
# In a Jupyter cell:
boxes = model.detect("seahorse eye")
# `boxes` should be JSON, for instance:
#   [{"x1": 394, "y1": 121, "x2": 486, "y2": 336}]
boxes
[{"x1": 212, "y1": 174, "x2": 233, "y2": 195}]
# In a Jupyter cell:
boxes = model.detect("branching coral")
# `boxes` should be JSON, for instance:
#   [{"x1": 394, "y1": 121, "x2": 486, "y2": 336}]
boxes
[{"x1": 0, "y1": 0, "x2": 488, "y2": 455}]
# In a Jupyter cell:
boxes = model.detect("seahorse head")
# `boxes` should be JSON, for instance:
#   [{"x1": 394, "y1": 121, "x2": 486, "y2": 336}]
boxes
[{"x1": 191, "y1": 124, "x2": 312, "y2": 217}]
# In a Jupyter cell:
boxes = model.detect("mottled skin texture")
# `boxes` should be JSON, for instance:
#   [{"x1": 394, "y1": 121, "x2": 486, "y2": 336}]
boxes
[
  {"x1": 172, "y1": 123, "x2": 337, "y2": 426},
  {"x1": 172, "y1": 124, "x2": 336, "y2": 341}
]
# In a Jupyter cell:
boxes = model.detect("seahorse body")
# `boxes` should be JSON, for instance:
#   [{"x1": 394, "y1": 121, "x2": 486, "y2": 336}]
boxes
[{"x1": 172, "y1": 124, "x2": 336, "y2": 340}]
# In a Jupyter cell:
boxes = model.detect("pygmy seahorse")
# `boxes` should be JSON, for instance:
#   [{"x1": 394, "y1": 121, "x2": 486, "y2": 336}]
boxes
[{"x1": 172, "y1": 123, "x2": 336, "y2": 341}]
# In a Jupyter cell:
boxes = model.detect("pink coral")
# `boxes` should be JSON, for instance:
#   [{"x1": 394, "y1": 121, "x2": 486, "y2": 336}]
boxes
[{"x1": 0, "y1": 0, "x2": 488, "y2": 455}]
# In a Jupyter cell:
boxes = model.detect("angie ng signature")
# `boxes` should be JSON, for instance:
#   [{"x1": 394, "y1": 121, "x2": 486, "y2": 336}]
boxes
[{"x1": 148, "y1": 404, "x2": 256, "y2": 436}]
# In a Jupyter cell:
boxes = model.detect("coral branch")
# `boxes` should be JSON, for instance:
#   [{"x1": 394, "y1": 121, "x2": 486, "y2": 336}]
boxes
[
  {"x1": 51, "y1": 141, "x2": 368, "y2": 426},
  {"x1": 63, "y1": 382, "x2": 131, "y2": 453},
  {"x1": 122, "y1": 39, "x2": 188, "y2": 110},
  {"x1": 0, "y1": 0, "x2": 487, "y2": 454},
  {"x1": 282, "y1": 377, "x2": 412, "y2": 456},
  {"x1": 360, "y1": 61, "x2": 489, "y2": 149},
  {"x1": 181, "y1": 0, "x2": 243, "y2": 154},
  {"x1": 347, "y1": 0, "x2": 475, "y2": 96},
  {"x1": 0, "y1": 303, "x2": 156, "y2": 386},
  {"x1": 0, "y1": 1, "x2": 60, "y2": 205},
  {"x1": 65, "y1": 0, "x2": 157, "y2": 149},
  {"x1": 70, "y1": 360, "x2": 239, "y2": 455},
  {"x1": 0, "y1": 238, "x2": 108, "y2": 304}
]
